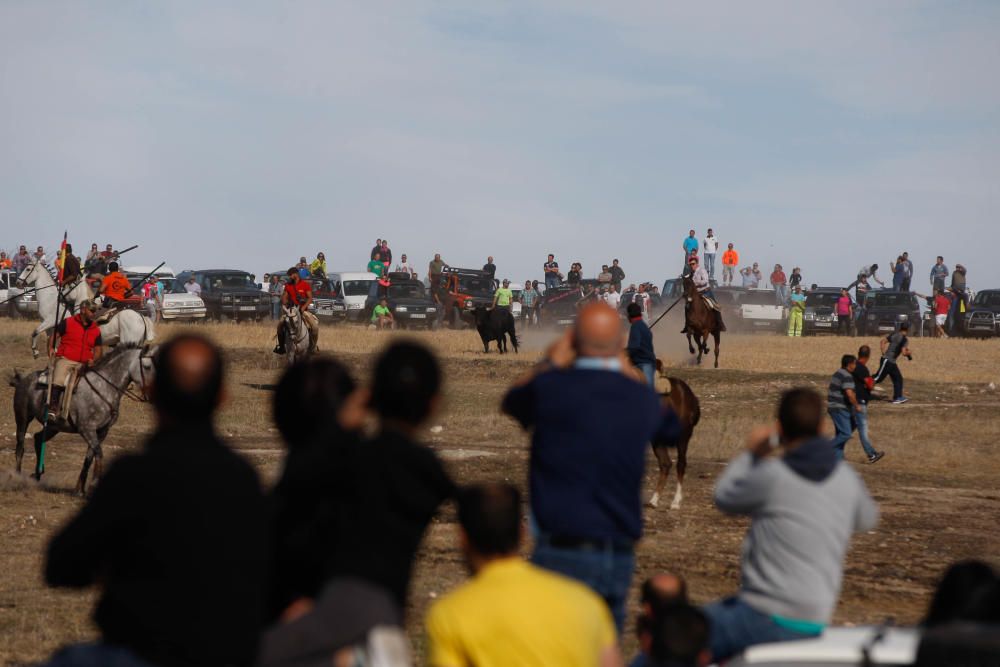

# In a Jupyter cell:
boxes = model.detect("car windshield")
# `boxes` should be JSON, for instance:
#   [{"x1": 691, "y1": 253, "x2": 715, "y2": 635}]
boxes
[
  {"x1": 741, "y1": 291, "x2": 781, "y2": 306},
  {"x1": 168, "y1": 279, "x2": 188, "y2": 294},
  {"x1": 974, "y1": 292, "x2": 1000, "y2": 307},
  {"x1": 456, "y1": 275, "x2": 494, "y2": 296},
  {"x1": 389, "y1": 283, "x2": 426, "y2": 299},
  {"x1": 343, "y1": 280, "x2": 371, "y2": 296},
  {"x1": 806, "y1": 292, "x2": 840, "y2": 308},
  {"x1": 207, "y1": 273, "x2": 255, "y2": 290},
  {"x1": 873, "y1": 292, "x2": 915, "y2": 308}
]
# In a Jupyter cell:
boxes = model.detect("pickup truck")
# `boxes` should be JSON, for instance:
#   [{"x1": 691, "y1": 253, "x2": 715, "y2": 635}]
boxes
[
  {"x1": 964, "y1": 289, "x2": 1000, "y2": 338},
  {"x1": 175, "y1": 269, "x2": 271, "y2": 322},
  {"x1": 860, "y1": 290, "x2": 923, "y2": 337},
  {"x1": 739, "y1": 289, "x2": 787, "y2": 332}
]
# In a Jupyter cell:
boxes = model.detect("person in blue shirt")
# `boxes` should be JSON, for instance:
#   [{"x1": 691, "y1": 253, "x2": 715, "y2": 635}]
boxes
[
  {"x1": 502, "y1": 302, "x2": 681, "y2": 633},
  {"x1": 682, "y1": 230, "x2": 699, "y2": 270},
  {"x1": 626, "y1": 302, "x2": 656, "y2": 386}
]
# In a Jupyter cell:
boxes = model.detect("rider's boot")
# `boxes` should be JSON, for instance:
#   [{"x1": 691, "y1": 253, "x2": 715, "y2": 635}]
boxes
[
  {"x1": 47, "y1": 386, "x2": 64, "y2": 423},
  {"x1": 680, "y1": 303, "x2": 690, "y2": 334}
]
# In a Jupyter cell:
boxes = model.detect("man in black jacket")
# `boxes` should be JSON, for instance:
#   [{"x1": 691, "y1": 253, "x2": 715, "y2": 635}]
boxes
[{"x1": 43, "y1": 334, "x2": 269, "y2": 667}]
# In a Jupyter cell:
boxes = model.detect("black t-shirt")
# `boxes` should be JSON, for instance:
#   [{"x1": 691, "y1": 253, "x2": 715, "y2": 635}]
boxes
[
  {"x1": 851, "y1": 362, "x2": 872, "y2": 404},
  {"x1": 610, "y1": 266, "x2": 625, "y2": 282},
  {"x1": 483, "y1": 263, "x2": 496, "y2": 277},
  {"x1": 885, "y1": 333, "x2": 908, "y2": 361}
]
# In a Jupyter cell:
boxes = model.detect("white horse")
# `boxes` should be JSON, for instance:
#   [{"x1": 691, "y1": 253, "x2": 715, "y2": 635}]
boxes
[
  {"x1": 281, "y1": 305, "x2": 311, "y2": 366},
  {"x1": 99, "y1": 308, "x2": 156, "y2": 348},
  {"x1": 16, "y1": 259, "x2": 94, "y2": 359}
]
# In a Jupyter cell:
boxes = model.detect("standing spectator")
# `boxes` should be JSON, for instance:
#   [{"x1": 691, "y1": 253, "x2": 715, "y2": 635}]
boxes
[
  {"x1": 370, "y1": 238, "x2": 383, "y2": 261},
  {"x1": 296, "y1": 257, "x2": 310, "y2": 279},
  {"x1": 836, "y1": 288, "x2": 853, "y2": 336},
  {"x1": 787, "y1": 286, "x2": 806, "y2": 337},
  {"x1": 42, "y1": 334, "x2": 269, "y2": 667},
  {"x1": 100, "y1": 243, "x2": 116, "y2": 261},
  {"x1": 770, "y1": 264, "x2": 788, "y2": 305},
  {"x1": 309, "y1": 252, "x2": 327, "y2": 279},
  {"x1": 567, "y1": 262, "x2": 582, "y2": 285},
  {"x1": 395, "y1": 253, "x2": 413, "y2": 277},
  {"x1": 604, "y1": 282, "x2": 621, "y2": 312},
  {"x1": 704, "y1": 388, "x2": 879, "y2": 662},
  {"x1": 932, "y1": 289, "x2": 952, "y2": 338},
  {"x1": 751, "y1": 263, "x2": 762, "y2": 285},
  {"x1": 948, "y1": 264, "x2": 968, "y2": 335},
  {"x1": 626, "y1": 303, "x2": 656, "y2": 386},
  {"x1": 854, "y1": 275, "x2": 871, "y2": 328},
  {"x1": 851, "y1": 346, "x2": 885, "y2": 464},
  {"x1": 425, "y1": 483, "x2": 620, "y2": 667},
  {"x1": 682, "y1": 230, "x2": 699, "y2": 267},
  {"x1": 827, "y1": 354, "x2": 862, "y2": 459},
  {"x1": 379, "y1": 240, "x2": 392, "y2": 268},
  {"x1": 543, "y1": 254, "x2": 561, "y2": 290},
  {"x1": 482, "y1": 256, "x2": 496, "y2": 283},
  {"x1": 84, "y1": 243, "x2": 103, "y2": 275},
  {"x1": 900, "y1": 251, "x2": 914, "y2": 291},
  {"x1": 598, "y1": 264, "x2": 613, "y2": 284},
  {"x1": 142, "y1": 277, "x2": 160, "y2": 322},
  {"x1": 267, "y1": 275, "x2": 282, "y2": 320},
  {"x1": 367, "y1": 252, "x2": 386, "y2": 298},
  {"x1": 721, "y1": 244, "x2": 739, "y2": 286},
  {"x1": 325, "y1": 342, "x2": 456, "y2": 609},
  {"x1": 0, "y1": 251, "x2": 11, "y2": 270},
  {"x1": 703, "y1": 228, "x2": 719, "y2": 281},
  {"x1": 890, "y1": 256, "x2": 906, "y2": 290},
  {"x1": 492, "y1": 279, "x2": 513, "y2": 311},
  {"x1": 635, "y1": 283, "x2": 652, "y2": 324},
  {"x1": 502, "y1": 303, "x2": 681, "y2": 632},
  {"x1": 12, "y1": 245, "x2": 31, "y2": 274},
  {"x1": 789, "y1": 267, "x2": 802, "y2": 290},
  {"x1": 520, "y1": 279, "x2": 539, "y2": 326},
  {"x1": 610, "y1": 259, "x2": 625, "y2": 290},
  {"x1": 930, "y1": 256, "x2": 949, "y2": 292},
  {"x1": 428, "y1": 253, "x2": 447, "y2": 287},
  {"x1": 873, "y1": 322, "x2": 911, "y2": 404}
]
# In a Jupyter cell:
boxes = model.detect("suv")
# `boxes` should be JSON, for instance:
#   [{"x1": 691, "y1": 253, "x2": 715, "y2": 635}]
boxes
[
  {"x1": 801, "y1": 287, "x2": 842, "y2": 336},
  {"x1": 860, "y1": 290, "x2": 923, "y2": 337},
  {"x1": 739, "y1": 289, "x2": 787, "y2": 332},
  {"x1": 364, "y1": 277, "x2": 438, "y2": 329},
  {"x1": 176, "y1": 269, "x2": 270, "y2": 322},
  {"x1": 964, "y1": 289, "x2": 1000, "y2": 338},
  {"x1": 440, "y1": 267, "x2": 495, "y2": 327},
  {"x1": 539, "y1": 284, "x2": 584, "y2": 327}
]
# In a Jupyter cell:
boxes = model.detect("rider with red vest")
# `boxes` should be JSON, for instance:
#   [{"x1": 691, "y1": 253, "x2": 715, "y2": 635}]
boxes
[
  {"x1": 48, "y1": 300, "x2": 103, "y2": 420},
  {"x1": 273, "y1": 268, "x2": 319, "y2": 355}
]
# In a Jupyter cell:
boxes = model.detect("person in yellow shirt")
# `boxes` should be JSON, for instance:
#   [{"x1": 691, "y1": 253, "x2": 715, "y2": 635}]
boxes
[
  {"x1": 492, "y1": 278, "x2": 513, "y2": 311},
  {"x1": 425, "y1": 483, "x2": 620, "y2": 667}
]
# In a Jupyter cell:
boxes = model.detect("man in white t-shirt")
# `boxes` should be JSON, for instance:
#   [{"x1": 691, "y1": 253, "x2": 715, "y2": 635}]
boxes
[
  {"x1": 703, "y1": 228, "x2": 720, "y2": 282},
  {"x1": 604, "y1": 283, "x2": 621, "y2": 311},
  {"x1": 184, "y1": 277, "x2": 202, "y2": 296}
]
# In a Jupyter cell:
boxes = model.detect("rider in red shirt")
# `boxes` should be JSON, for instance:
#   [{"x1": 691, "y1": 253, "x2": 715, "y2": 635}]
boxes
[
  {"x1": 48, "y1": 300, "x2": 103, "y2": 420},
  {"x1": 273, "y1": 268, "x2": 319, "y2": 354}
]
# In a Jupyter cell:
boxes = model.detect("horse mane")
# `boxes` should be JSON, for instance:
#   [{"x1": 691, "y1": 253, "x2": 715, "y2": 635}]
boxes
[{"x1": 91, "y1": 344, "x2": 137, "y2": 370}]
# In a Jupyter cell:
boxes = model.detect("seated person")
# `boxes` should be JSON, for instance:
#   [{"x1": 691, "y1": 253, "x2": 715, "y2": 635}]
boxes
[{"x1": 372, "y1": 298, "x2": 394, "y2": 330}]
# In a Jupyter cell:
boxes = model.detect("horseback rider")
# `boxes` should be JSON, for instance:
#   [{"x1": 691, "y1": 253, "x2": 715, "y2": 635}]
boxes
[
  {"x1": 98, "y1": 261, "x2": 131, "y2": 313},
  {"x1": 47, "y1": 299, "x2": 103, "y2": 422},
  {"x1": 682, "y1": 256, "x2": 726, "y2": 333},
  {"x1": 273, "y1": 267, "x2": 319, "y2": 354},
  {"x1": 59, "y1": 243, "x2": 82, "y2": 286}
]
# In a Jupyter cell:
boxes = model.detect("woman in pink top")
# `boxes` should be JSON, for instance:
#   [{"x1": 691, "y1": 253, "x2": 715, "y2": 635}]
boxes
[{"x1": 836, "y1": 288, "x2": 853, "y2": 336}]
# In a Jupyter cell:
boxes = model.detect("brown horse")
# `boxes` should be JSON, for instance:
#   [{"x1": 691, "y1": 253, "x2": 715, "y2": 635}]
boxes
[
  {"x1": 647, "y1": 359, "x2": 701, "y2": 510},
  {"x1": 682, "y1": 276, "x2": 722, "y2": 368}
]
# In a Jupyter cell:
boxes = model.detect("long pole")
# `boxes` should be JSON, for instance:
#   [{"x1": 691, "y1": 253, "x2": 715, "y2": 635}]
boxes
[
  {"x1": 38, "y1": 232, "x2": 68, "y2": 478},
  {"x1": 648, "y1": 296, "x2": 684, "y2": 330}
]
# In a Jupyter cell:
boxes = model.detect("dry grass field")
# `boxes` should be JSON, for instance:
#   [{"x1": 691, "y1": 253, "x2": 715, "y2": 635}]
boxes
[{"x1": 1, "y1": 315, "x2": 999, "y2": 664}]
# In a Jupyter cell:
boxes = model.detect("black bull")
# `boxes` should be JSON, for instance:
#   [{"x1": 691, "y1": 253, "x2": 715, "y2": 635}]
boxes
[{"x1": 474, "y1": 306, "x2": 519, "y2": 354}]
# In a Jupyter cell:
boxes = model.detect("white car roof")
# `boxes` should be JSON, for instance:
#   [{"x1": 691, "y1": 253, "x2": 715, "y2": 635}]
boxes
[
  {"x1": 330, "y1": 272, "x2": 377, "y2": 280},
  {"x1": 124, "y1": 265, "x2": 175, "y2": 278},
  {"x1": 728, "y1": 627, "x2": 920, "y2": 666}
]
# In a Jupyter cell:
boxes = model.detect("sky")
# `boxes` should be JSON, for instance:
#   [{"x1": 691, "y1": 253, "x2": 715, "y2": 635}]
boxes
[{"x1": 2, "y1": 1, "x2": 999, "y2": 289}]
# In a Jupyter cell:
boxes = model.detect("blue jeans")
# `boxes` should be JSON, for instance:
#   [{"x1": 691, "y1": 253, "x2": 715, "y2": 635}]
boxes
[
  {"x1": 545, "y1": 275, "x2": 560, "y2": 290},
  {"x1": 532, "y1": 539, "x2": 635, "y2": 634},
  {"x1": 828, "y1": 408, "x2": 855, "y2": 459},
  {"x1": 775, "y1": 285, "x2": 788, "y2": 305},
  {"x1": 636, "y1": 362, "x2": 655, "y2": 387},
  {"x1": 854, "y1": 404, "x2": 878, "y2": 458},
  {"x1": 703, "y1": 597, "x2": 818, "y2": 662},
  {"x1": 41, "y1": 644, "x2": 154, "y2": 667},
  {"x1": 705, "y1": 253, "x2": 716, "y2": 280}
]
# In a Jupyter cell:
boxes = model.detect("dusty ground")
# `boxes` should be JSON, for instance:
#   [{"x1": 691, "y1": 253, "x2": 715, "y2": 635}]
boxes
[{"x1": 1, "y1": 317, "x2": 999, "y2": 664}]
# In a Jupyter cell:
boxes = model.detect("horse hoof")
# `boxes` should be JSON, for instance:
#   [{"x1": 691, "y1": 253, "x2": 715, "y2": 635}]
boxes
[
  {"x1": 32, "y1": 351, "x2": 39, "y2": 360},
  {"x1": 670, "y1": 501, "x2": 681, "y2": 510}
]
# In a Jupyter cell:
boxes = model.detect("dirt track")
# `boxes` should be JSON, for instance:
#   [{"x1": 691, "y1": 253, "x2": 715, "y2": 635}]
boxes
[{"x1": 1, "y1": 321, "x2": 999, "y2": 663}]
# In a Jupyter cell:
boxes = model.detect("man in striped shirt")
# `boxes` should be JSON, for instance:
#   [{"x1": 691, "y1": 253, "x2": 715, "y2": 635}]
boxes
[{"x1": 827, "y1": 355, "x2": 861, "y2": 459}]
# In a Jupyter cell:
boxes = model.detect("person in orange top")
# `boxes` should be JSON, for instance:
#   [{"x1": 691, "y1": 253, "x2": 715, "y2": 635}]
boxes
[
  {"x1": 0, "y1": 251, "x2": 11, "y2": 270},
  {"x1": 99, "y1": 261, "x2": 131, "y2": 307},
  {"x1": 721, "y1": 244, "x2": 739, "y2": 286}
]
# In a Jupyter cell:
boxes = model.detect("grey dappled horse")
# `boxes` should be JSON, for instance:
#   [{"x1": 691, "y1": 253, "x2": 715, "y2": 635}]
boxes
[{"x1": 10, "y1": 345, "x2": 156, "y2": 494}]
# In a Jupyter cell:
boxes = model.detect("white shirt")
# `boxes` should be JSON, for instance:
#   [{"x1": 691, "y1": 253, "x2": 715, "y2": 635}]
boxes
[
  {"x1": 185, "y1": 281, "x2": 202, "y2": 295},
  {"x1": 396, "y1": 262, "x2": 412, "y2": 275},
  {"x1": 604, "y1": 290, "x2": 621, "y2": 309},
  {"x1": 692, "y1": 266, "x2": 711, "y2": 291},
  {"x1": 703, "y1": 235, "x2": 719, "y2": 255}
]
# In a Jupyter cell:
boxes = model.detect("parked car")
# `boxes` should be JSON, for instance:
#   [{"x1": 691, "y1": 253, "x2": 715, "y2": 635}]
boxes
[
  {"x1": 309, "y1": 277, "x2": 347, "y2": 322},
  {"x1": 539, "y1": 284, "x2": 584, "y2": 327},
  {"x1": 363, "y1": 278, "x2": 439, "y2": 329},
  {"x1": 727, "y1": 626, "x2": 919, "y2": 666},
  {"x1": 327, "y1": 271, "x2": 377, "y2": 323},
  {"x1": 507, "y1": 283, "x2": 524, "y2": 319},
  {"x1": 175, "y1": 269, "x2": 271, "y2": 322},
  {"x1": 739, "y1": 289, "x2": 787, "y2": 332},
  {"x1": 661, "y1": 278, "x2": 685, "y2": 301},
  {"x1": 712, "y1": 287, "x2": 745, "y2": 330},
  {"x1": 125, "y1": 265, "x2": 206, "y2": 321},
  {"x1": 860, "y1": 290, "x2": 923, "y2": 337},
  {"x1": 4, "y1": 270, "x2": 39, "y2": 317},
  {"x1": 964, "y1": 289, "x2": 1000, "y2": 338},
  {"x1": 440, "y1": 267, "x2": 495, "y2": 327},
  {"x1": 801, "y1": 287, "x2": 843, "y2": 336},
  {"x1": 0, "y1": 270, "x2": 16, "y2": 316}
]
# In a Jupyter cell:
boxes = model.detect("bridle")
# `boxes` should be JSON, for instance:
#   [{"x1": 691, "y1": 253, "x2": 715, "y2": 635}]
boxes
[{"x1": 83, "y1": 347, "x2": 155, "y2": 406}]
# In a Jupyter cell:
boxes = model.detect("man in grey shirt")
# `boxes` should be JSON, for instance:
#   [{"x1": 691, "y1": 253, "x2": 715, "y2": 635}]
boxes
[
  {"x1": 873, "y1": 322, "x2": 911, "y2": 403},
  {"x1": 704, "y1": 388, "x2": 879, "y2": 662}
]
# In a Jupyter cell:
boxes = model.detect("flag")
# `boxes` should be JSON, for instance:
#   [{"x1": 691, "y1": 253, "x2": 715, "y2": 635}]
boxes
[{"x1": 57, "y1": 231, "x2": 67, "y2": 285}]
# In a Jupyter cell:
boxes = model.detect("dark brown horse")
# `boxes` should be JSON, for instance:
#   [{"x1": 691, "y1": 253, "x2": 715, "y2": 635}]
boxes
[
  {"x1": 682, "y1": 276, "x2": 722, "y2": 368},
  {"x1": 647, "y1": 359, "x2": 700, "y2": 510}
]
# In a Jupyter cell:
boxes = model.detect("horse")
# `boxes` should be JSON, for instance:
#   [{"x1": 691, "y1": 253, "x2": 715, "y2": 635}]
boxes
[
  {"x1": 98, "y1": 307, "x2": 157, "y2": 347},
  {"x1": 647, "y1": 359, "x2": 701, "y2": 510},
  {"x1": 10, "y1": 345, "x2": 156, "y2": 495},
  {"x1": 281, "y1": 305, "x2": 311, "y2": 365},
  {"x1": 15, "y1": 258, "x2": 93, "y2": 358},
  {"x1": 682, "y1": 276, "x2": 722, "y2": 368}
]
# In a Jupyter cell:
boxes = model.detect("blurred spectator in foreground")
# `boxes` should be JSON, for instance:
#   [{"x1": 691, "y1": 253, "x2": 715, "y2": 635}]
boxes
[
  {"x1": 630, "y1": 574, "x2": 689, "y2": 667},
  {"x1": 43, "y1": 334, "x2": 268, "y2": 667},
  {"x1": 425, "y1": 483, "x2": 620, "y2": 667},
  {"x1": 923, "y1": 560, "x2": 997, "y2": 628},
  {"x1": 502, "y1": 302, "x2": 680, "y2": 633},
  {"x1": 626, "y1": 302, "x2": 656, "y2": 386},
  {"x1": 915, "y1": 561, "x2": 1000, "y2": 667},
  {"x1": 648, "y1": 604, "x2": 712, "y2": 667},
  {"x1": 704, "y1": 388, "x2": 878, "y2": 662}
]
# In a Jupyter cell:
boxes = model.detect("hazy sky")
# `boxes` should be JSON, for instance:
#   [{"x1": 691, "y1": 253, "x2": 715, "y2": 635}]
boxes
[{"x1": 3, "y1": 2, "x2": 999, "y2": 289}]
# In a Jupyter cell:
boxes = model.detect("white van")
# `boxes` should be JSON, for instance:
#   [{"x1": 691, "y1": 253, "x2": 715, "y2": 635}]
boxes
[
  {"x1": 124, "y1": 265, "x2": 206, "y2": 321},
  {"x1": 327, "y1": 271, "x2": 378, "y2": 323}
]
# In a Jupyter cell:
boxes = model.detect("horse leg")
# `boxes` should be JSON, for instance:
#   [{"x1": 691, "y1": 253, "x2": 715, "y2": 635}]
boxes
[
  {"x1": 31, "y1": 425, "x2": 57, "y2": 481},
  {"x1": 695, "y1": 333, "x2": 704, "y2": 365},
  {"x1": 75, "y1": 431, "x2": 101, "y2": 496},
  {"x1": 670, "y1": 436, "x2": 689, "y2": 510},
  {"x1": 686, "y1": 332, "x2": 696, "y2": 355},
  {"x1": 713, "y1": 331, "x2": 721, "y2": 369},
  {"x1": 15, "y1": 415, "x2": 29, "y2": 475},
  {"x1": 646, "y1": 445, "x2": 672, "y2": 509}
]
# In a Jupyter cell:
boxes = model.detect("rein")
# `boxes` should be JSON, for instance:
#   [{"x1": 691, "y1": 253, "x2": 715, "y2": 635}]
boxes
[{"x1": 82, "y1": 352, "x2": 152, "y2": 404}]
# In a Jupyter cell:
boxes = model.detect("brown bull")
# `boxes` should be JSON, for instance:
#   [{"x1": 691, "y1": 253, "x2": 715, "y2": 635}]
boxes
[{"x1": 647, "y1": 359, "x2": 701, "y2": 510}]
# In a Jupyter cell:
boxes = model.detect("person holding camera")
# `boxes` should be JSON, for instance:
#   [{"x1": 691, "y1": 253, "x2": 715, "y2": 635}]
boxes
[{"x1": 873, "y1": 322, "x2": 912, "y2": 404}]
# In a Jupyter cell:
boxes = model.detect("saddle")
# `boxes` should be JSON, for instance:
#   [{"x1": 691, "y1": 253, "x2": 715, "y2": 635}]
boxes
[
  {"x1": 700, "y1": 295, "x2": 721, "y2": 312},
  {"x1": 37, "y1": 366, "x2": 84, "y2": 415}
]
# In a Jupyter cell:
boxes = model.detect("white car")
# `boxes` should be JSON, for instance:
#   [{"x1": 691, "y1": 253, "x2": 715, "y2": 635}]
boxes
[
  {"x1": 125, "y1": 265, "x2": 206, "y2": 321},
  {"x1": 508, "y1": 282, "x2": 523, "y2": 318},
  {"x1": 726, "y1": 626, "x2": 920, "y2": 666},
  {"x1": 739, "y1": 288, "x2": 787, "y2": 332}
]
